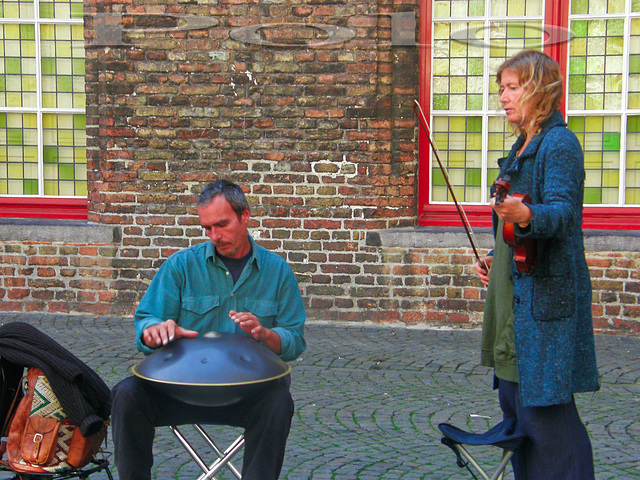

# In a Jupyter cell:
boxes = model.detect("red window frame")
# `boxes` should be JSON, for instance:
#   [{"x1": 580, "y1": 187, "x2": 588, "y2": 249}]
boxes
[
  {"x1": 417, "y1": 0, "x2": 640, "y2": 230},
  {"x1": 0, "y1": 197, "x2": 88, "y2": 220}
]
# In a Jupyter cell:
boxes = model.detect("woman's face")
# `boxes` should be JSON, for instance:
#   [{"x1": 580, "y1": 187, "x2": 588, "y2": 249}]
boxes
[{"x1": 499, "y1": 69, "x2": 531, "y2": 129}]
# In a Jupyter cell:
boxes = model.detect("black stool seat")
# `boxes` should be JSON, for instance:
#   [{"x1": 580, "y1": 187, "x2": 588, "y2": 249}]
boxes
[
  {"x1": 438, "y1": 418, "x2": 527, "y2": 479},
  {"x1": 439, "y1": 418, "x2": 526, "y2": 451}
]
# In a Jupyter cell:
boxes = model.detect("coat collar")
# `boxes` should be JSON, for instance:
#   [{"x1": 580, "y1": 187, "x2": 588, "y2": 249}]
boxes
[{"x1": 500, "y1": 110, "x2": 566, "y2": 175}]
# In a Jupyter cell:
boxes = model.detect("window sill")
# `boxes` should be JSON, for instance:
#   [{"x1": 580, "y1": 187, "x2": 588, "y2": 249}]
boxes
[
  {"x1": 366, "y1": 227, "x2": 640, "y2": 252},
  {"x1": 0, "y1": 219, "x2": 120, "y2": 244}
]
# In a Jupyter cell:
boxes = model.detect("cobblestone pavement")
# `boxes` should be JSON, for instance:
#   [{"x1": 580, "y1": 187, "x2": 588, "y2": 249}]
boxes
[{"x1": 0, "y1": 313, "x2": 638, "y2": 479}]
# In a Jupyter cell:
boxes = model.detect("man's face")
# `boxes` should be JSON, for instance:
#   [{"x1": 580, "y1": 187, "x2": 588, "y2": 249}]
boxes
[{"x1": 197, "y1": 195, "x2": 251, "y2": 259}]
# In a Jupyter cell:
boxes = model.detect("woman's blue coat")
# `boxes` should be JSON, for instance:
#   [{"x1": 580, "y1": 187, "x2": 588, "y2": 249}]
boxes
[{"x1": 493, "y1": 110, "x2": 600, "y2": 407}]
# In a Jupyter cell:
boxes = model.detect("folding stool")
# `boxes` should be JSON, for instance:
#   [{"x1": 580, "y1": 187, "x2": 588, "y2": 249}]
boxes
[
  {"x1": 169, "y1": 424, "x2": 244, "y2": 480},
  {"x1": 438, "y1": 417, "x2": 526, "y2": 480}
]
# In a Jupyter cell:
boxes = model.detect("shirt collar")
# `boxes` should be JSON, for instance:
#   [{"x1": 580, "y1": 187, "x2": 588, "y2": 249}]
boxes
[{"x1": 205, "y1": 234, "x2": 262, "y2": 270}]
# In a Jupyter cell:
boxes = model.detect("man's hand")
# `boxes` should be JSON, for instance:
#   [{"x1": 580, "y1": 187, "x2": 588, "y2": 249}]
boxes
[
  {"x1": 142, "y1": 319, "x2": 198, "y2": 349},
  {"x1": 230, "y1": 310, "x2": 282, "y2": 354}
]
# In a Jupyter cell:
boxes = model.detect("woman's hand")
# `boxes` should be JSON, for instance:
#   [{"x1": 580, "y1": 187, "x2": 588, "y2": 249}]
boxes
[
  {"x1": 491, "y1": 194, "x2": 532, "y2": 227},
  {"x1": 474, "y1": 256, "x2": 493, "y2": 287}
]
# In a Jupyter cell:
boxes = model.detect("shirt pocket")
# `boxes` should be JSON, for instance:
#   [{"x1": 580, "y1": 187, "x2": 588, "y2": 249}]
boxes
[
  {"x1": 244, "y1": 298, "x2": 278, "y2": 328},
  {"x1": 532, "y1": 274, "x2": 574, "y2": 321},
  {"x1": 180, "y1": 295, "x2": 220, "y2": 320}
]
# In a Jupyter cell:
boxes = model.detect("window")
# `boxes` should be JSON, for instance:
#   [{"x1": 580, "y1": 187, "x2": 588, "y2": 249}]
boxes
[
  {"x1": 418, "y1": 0, "x2": 640, "y2": 229},
  {"x1": 0, "y1": 0, "x2": 87, "y2": 219}
]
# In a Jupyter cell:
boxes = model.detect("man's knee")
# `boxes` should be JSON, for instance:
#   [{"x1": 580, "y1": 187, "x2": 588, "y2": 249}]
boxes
[{"x1": 111, "y1": 376, "x2": 148, "y2": 418}]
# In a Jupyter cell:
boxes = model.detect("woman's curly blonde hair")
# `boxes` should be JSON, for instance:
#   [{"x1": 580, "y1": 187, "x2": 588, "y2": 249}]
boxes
[{"x1": 496, "y1": 50, "x2": 563, "y2": 136}]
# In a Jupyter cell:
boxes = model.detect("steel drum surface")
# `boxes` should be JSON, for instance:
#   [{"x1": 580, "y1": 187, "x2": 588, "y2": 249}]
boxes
[{"x1": 132, "y1": 332, "x2": 291, "y2": 406}]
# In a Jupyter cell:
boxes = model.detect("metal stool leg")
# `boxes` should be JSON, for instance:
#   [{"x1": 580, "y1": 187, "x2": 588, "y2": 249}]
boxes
[
  {"x1": 170, "y1": 425, "x2": 244, "y2": 480},
  {"x1": 449, "y1": 443, "x2": 514, "y2": 480}
]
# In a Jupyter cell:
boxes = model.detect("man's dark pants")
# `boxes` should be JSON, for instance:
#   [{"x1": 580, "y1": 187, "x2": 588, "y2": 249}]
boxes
[{"x1": 111, "y1": 374, "x2": 293, "y2": 480}]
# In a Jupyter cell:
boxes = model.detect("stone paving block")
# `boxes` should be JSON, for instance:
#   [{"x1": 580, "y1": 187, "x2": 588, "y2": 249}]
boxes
[{"x1": 0, "y1": 314, "x2": 638, "y2": 479}]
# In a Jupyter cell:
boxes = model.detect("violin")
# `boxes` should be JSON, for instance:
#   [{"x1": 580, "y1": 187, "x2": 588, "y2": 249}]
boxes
[{"x1": 493, "y1": 176, "x2": 537, "y2": 274}]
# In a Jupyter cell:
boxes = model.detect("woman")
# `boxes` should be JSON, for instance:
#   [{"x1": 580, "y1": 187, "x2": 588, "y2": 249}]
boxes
[{"x1": 474, "y1": 50, "x2": 600, "y2": 479}]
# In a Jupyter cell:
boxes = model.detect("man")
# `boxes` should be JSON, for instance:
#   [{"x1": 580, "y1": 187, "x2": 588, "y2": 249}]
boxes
[{"x1": 111, "y1": 179, "x2": 306, "y2": 480}]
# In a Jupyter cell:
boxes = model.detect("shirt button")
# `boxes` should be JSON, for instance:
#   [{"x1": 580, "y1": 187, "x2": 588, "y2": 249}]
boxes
[
  {"x1": 230, "y1": 292, "x2": 234, "y2": 297},
  {"x1": 226, "y1": 271, "x2": 230, "y2": 275}
]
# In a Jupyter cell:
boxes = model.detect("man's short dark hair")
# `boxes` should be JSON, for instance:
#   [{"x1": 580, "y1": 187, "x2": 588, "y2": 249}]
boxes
[{"x1": 197, "y1": 180, "x2": 249, "y2": 219}]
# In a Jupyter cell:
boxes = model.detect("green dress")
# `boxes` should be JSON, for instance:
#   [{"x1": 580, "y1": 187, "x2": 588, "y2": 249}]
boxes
[{"x1": 480, "y1": 219, "x2": 518, "y2": 383}]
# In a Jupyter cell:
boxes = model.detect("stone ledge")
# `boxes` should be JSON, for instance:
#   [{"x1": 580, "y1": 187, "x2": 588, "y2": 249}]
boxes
[
  {"x1": 0, "y1": 219, "x2": 121, "y2": 244},
  {"x1": 366, "y1": 227, "x2": 640, "y2": 252}
]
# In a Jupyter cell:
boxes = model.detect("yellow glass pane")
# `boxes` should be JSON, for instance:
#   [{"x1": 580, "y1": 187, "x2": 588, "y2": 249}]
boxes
[
  {"x1": 603, "y1": 170, "x2": 620, "y2": 187},
  {"x1": 626, "y1": 188, "x2": 640, "y2": 204},
  {"x1": 43, "y1": 181, "x2": 58, "y2": 195},
  {"x1": 450, "y1": 117, "x2": 466, "y2": 132}
]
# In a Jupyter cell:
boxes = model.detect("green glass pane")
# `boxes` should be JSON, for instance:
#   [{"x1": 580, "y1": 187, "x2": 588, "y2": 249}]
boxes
[
  {"x1": 7, "y1": 129, "x2": 22, "y2": 145},
  {"x1": 58, "y1": 164, "x2": 74, "y2": 180},
  {"x1": 467, "y1": 57, "x2": 483, "y2": 76},
  {"x1": 72, "y1": 58, "x2": 84, "y2": 75},
  {"x1": 43, "y1": 146, "x2": 58, "y2": 163},
  {"x1": 569, "y1": 75, "x2": 586, "y2": 93},
  {"x1": 20, "y1": 24, "x2": 35, "y2": 40},
  {"x1": 70, "y1": 2, "x2": 83, "y2": 18},
  {"x1": 584, "y1": 188, "x2": 601, "y2": 204},
  {"x1": 432, "y1": 168, "x2": 446, "y2": 185},
  {"x1": 572, "y1": 0, "x2": 588, "y2": 14},
  {"x1": 74, "y1": 114, "x2": 86, "y2": 129},
  {"x1": 57, "y1": 76, "x2": 72, "y2": 92},
  {"x1": 466, "y1": 168, "x2": 481, "y2": 185},
  {"x1": 433, "y1": 95, "x2": 449, "y2": 110},
  {"x1": 39, "y1": 2, "x2": 54, "y2": 18},
  {"x1": 5, "y1": 58, "x2": 21, "y2": 75},
  {"x1": 469, "y1": 0, "x2": 484, "y2": 16},
  {"x1": 41, "y1": 58, "x2": 56, "y2": 75},
  {"x1": 468, "y1": 95, "x2": 482, "y2": 110},
  {"x1": 570, "y1": 57, "x2": 586, "y2": 75},
  {"x1": 572, "y1": 21, "x2": 588, "y2": 37},
  {"x1": 609, "y1": 19, "x2": 624, "y2": 37},
  {"x1": 23, "y1": 179, "x2": 37, "y2": 194}
]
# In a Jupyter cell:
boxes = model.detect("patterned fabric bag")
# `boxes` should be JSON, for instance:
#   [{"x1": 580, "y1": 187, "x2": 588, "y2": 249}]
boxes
[{"x1": 5, "y1": 368, "x2": 106, "y2": 473}]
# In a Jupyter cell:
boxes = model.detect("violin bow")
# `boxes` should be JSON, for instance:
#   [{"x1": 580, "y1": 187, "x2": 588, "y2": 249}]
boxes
[{"x1": 412, "y1": 99, "x2": 488, "y2": 271}]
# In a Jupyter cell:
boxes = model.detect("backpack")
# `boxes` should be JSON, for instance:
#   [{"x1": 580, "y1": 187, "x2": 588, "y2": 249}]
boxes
[{"x1": 3, "y1": 367, "x2": 107, "y2": 474}]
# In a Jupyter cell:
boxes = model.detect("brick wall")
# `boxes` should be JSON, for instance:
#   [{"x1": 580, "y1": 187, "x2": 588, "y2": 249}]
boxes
[{"x1": 1, "y1": 0, "x2": 639, "y2": 334}]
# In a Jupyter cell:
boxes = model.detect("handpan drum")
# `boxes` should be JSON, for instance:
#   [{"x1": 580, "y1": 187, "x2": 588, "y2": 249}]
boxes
[{"x1": 132, "y1": 332, "x2": 291, "y2": 406}]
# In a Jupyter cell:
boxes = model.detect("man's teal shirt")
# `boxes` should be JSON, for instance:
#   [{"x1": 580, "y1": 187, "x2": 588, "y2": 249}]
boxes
[{"x1": 135, "y1": 235, "x2": 306, "y2": 362}]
